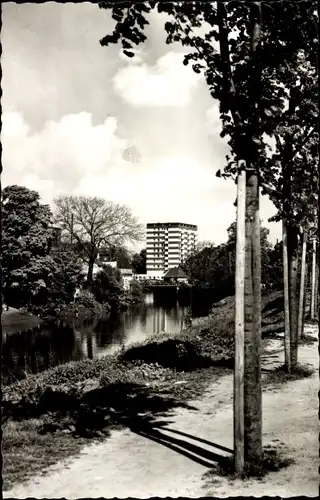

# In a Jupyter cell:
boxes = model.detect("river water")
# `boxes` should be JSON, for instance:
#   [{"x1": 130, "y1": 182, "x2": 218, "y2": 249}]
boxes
[{"x1": 2, "y1": 293, "x2": 191, "y2": 385}]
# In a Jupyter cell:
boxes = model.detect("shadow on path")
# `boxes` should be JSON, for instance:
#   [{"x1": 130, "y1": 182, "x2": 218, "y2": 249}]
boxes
[{"x1": 128, "y1": 416, "x2": 233, "y2": 469}]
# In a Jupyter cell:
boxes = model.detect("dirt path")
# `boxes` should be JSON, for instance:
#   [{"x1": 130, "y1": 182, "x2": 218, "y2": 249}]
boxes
[{"x1": 4, "y1": 325, "x2": 318, "y2": 498}]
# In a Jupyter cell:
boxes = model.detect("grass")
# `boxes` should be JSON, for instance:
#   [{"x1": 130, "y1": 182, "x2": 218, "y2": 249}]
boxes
[
  {"x1": 1, "y1": 290, "x2": 296, "y2": 491},
  {"x1": 154, "y1": 366, "x2": 230, "y2": 403},
  {"x1": 203, "y1": 442, "x2": 294, "y2": 483},
  {"x1": 299, "y1": 333, "x2": 318, "y2": 345},
  {"x1": 2, "y1": 359, "x2": 229, "y2": 491},
  {"x1": 2, "y1": 418, "x2": 90, "y2": 490}
]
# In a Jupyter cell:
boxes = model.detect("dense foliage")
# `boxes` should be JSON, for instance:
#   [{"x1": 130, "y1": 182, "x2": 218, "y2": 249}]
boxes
[
  {"x1": 1, "y1": 186, "x2": 83, "y2": 316},
  {"x1": 100, "y1": 245, "x2": 133, "y2": 268},
  {"x1": 31, "y1": 251, "x2": 84, "y2": 317},
  {"x1": 182, "y1": 221, "x2": 276, "y2": 295},
  {"x1": 2, "y1": 186, "x2": 52, "y2": 308},
  {"x1": 132, "y1": 249, "x2": 146, "y2": 274},
  {"x1": 91, "y1": 265, "x2": 144, "y2": 311},
  {"x1": 92, "y1": 265, "x2": 125, "y2": 311},
  {"x1": 1, "y1": 185, "x2": 146, "y2": 317},
  {"x1": 129, "y1": 279, "x2": 144, "y2": 304}
]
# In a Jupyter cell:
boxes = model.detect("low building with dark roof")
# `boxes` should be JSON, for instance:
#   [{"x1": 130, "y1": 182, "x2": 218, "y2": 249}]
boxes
[{"x1": 163, "y1": 266, "x2": 189, "y2": 284}]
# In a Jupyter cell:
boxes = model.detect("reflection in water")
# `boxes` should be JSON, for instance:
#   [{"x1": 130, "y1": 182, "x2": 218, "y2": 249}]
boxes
[{"x1": 2, "y1": 293, "x2": 189, "y2": 384}]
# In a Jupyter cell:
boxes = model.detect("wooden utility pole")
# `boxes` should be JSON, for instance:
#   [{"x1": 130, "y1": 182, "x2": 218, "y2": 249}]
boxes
[
  {"x1": 244, "y1": 170, "x2": 262, "y2": 463},
  {"x1": 301, "y1": 262, "x2": 308, "y2": 338},
  {"x1": 234, "y1": 168, "x2": 246, "y2": 475},
  {"x1": 282, "y1": 221, "x2": 291, "y2": 371},
  {"x1": 311, "y1": 238, "x2": 317, "y2": 320},
  {"x1": 314, "y1": 263, "x2": 319, "y2": 314},
  {"x1": 297, "y1": 231, "x2": 307, "y2": 340},
  {"x1": 242, "y1": 1, "x2": 263, "y2": 465}
]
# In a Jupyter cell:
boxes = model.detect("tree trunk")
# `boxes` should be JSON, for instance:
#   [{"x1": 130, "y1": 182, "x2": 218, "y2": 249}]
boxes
[
  {"x1": 86, "y1": 331, "x2": 93, "y2": 359},
  {"x1": 244, "y1": 171, "x2": 262, "y2": 464},
  {"x1": 86, "y1": 256, "x2": 96, "y2": 290},
  {"x1": 297, "y1": 231, "x2": 307, "y2": 340},
  {"x1": 314, "y1": 263, "x2": 319, "y2": 315},
  {"x1": 301, "y1": 262, "x2": 308, "y2": 339},
  {"x1": 234, "y1": 168, "x2": 246, "y2": 475},
  {"x1": 282, "y1": 221, "x2": 291, "y2": 372},
  {"x1": 287, "y1": 225, "x2": 299, "y2": 368},
  {"x1": 310, "y1": 238, "x2": 317, "y2": 320}
]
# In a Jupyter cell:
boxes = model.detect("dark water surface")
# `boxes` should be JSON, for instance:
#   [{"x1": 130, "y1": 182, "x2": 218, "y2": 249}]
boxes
[{"x1": 2, "y1": 293, "x2": 191, "y2": 385}]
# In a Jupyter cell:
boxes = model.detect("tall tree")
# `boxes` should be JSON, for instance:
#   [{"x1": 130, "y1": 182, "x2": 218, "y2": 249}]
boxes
[
  {"x1": 132, "y1": 248, "x2": 147, "y2": 274},
  {"x1": 54, "y1": 195, "x2": 144, "y2": 288},
  {"x1": 1, "y1": 185, "x2": 53, "y2": 308},
  {"x1": 297, "y1": 229, "x2": 308, "y2": 339},
  {"x1": 92, "y1": 264, "x2": 124, "y2": 311},
  {"x1": 260, "y1": 27, "x2": 318, "y2": 369},
  {"x1": 100, "y1": 244, "x2": 133, "y2": 268},
  {"x1": 98, "y1": 0, "x2": 318, "y2": 469},
  {"x1": 1, "y1": 186, "x2": 83, "y2": 315},
  {"x1": 310, "y1": 237, "x2": 317, "y2": 319}
]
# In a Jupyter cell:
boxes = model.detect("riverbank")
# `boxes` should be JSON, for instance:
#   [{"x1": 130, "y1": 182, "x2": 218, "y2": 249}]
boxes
[
  {"x1": 2, "y1": 307, "x2": 42, "y2": 334},
  {"x1": 2, "y1": 359, "x2": 229, "y2": 490},
  {"x1": 2, "y1": 291, "x2": 315, "y2": 491},
  {"x1": 3, "y1": 324, "x2": 318, "y2": 497}
]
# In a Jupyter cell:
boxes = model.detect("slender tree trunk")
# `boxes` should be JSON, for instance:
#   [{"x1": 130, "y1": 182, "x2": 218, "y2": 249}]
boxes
[
  {"x1": 70, "y1": 213, "x2": 74, "y2": 245},
  {"x1": 86, "y1": 330, "x2": 93, "y2": 359},
  {"x1": 244, "y1": 171, "x2": 262, "y2": 464},
  {"x1": 86, "y1": 260, "x2": 95, "y2": 289},
  {"x1": 86, "y1": 250, "x2": 98, "y2": 290},
  {"x1": 297, "y1": 231, "x2": 307, "y2": 340},
  {"x1": 301, "y1": 262, "x2": 308, "y2": 339},
  {"x1": 310, "y1": 238, "x2": 317, "y2": 320},
  {"x1": 0, "y1": 173, "x2": 3, "y2": 315},
  {"x1": 242, "y1": 1, "x2": 263, "y2": 466},
  {"x1": 287, "y1": 225, "x2": 299, "y2": 368},
  {"x1": 234, "y1": 168, "x2": 246, "y2": 475},
  {"x1": 282, "y1": 221, "x2": 291, "y2": 371},
  {"x1": 314, "y1": 263, "x2": 319, "y2": 314}
]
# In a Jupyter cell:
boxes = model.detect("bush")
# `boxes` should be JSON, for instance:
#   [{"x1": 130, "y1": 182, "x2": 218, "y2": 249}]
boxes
[
  {"x1": 76, "y1": 290, "x2": 100, "y2": 310},
  {"x1": 92, "y1": 266, "x2": 125, "y2": 311},
  {"x1": 119, "y1": 336, "x2": 216, "y2": 371},
  {"x1": 128, "y1": 279, "x2": 144, "y2": 304},
  {"x1": 263, "y1": 363, "x2": 315, "y2": 387}
]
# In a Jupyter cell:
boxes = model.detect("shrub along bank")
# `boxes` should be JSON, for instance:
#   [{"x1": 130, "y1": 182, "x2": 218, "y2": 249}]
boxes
[
  {"x1": 3, "y1": 291, "x2": 285, "y2": 422},
  {"x1": 120, "y1": 290, "x2": 285, "y2": 369},
  {"x1": 3, "y1": 290, "x2": 291, "y2": 489}
]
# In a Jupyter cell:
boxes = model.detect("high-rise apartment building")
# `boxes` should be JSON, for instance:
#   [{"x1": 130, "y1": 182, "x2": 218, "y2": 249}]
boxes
[{"x1": 146, "y1": 222, "x2": 198, "y2": 278}]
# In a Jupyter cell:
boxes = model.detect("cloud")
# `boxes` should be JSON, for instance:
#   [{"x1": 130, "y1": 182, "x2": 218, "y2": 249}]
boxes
[
  {"x1": 1, "y1": 3, "x2": 282, "y2": 252},
  {"x1": 113, "y1": 51, "x2": 202, "y2": 107},
  {"x1": 206, "y1": 104, "x2": 223, "y2": 133},
  {"x1": 74, "y1": 155, "x2": 240, "y2": 244},
  {"x1": 2, "y1": 3, "x2": 123, "y2": 128},
  {"x1": 2, "y1": 111, "x2": 235, "y2": 242},
  {"x1": 1, "y1": 111, "x2": 127, "y2": 202},
  {"x1": 2, "y1": 110, "x2": 281, "y2": 247}
]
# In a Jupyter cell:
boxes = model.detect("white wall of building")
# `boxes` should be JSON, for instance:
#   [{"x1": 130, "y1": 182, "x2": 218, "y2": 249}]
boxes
[{"x1": 146, "y1": 222, "x2": 197, "y2": 276}]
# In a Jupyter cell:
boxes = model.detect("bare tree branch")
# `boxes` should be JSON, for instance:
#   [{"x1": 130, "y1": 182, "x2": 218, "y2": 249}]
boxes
[{"x1": 53, "y1": 195, "x2": 144, "y2": 286}]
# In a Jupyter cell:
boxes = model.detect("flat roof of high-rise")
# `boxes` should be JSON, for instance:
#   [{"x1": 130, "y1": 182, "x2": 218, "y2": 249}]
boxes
[{"x1": 146, "y1": 222, "x2": 197, "y2": 230}]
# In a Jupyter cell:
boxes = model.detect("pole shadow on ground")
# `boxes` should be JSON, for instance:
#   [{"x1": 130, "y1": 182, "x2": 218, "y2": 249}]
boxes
[{"x1": 128, "y1": 417, "x2": 233, "y2": 468}]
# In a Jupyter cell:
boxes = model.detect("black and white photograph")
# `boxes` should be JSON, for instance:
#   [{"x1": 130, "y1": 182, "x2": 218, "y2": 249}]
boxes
[{"x1": 1, "y1": 1, "x2": 319, "y2": 498}]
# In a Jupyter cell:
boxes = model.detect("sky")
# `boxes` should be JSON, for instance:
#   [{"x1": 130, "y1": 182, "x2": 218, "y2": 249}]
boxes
[{"x1": 2, "y1": 2, "x2": 281, "y2": 251}]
